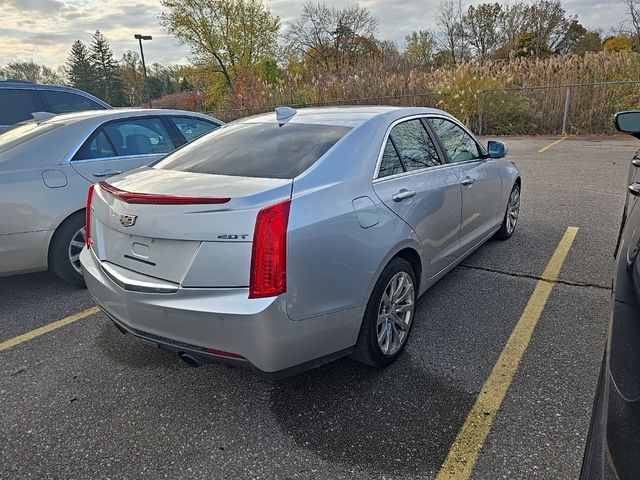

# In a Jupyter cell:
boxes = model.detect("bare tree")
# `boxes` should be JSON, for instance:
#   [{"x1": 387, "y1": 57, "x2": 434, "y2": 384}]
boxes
[
  {"x1": 624, "y1": 0, "x2": 640, "y2": 51},
  {"x1": 436, "y1": 0, "x2": 467, "y2": 65},
  {"x1": 404, "y1": 30, "x2": 436, "y2": 66},
  {"x1": 500, "y1": 1, "x2": 529, "y2": 48},
  {"x1": 285, "y1": 2, "x2": 379, "y2": 73},
  {"x1": 525, "y1": 0, "x2": 571, "y2": 57},
  {"x1": 463, "y1": 3, "x2": 504, "y2": 62},
  {"x1": 1, "y1": 60, "x2": 65, "y2": 84}
]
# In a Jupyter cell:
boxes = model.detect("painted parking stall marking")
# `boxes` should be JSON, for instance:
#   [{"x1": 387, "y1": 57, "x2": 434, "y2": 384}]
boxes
[
  {"x1": 538, "y1": 136, "x2": 567, "y2": 153},
  {"x1": 436, "y1": 226, "x2": 579, "y2": 480},
  {"x1": 0, "y1": 306, "x2": 100, "y2": 352}
]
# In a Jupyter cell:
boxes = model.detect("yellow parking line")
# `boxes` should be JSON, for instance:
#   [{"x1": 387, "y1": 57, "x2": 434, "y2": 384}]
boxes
[
  {"x1": 435, "y1": 226, "x2": 579, "y2": 480},
  {"x1": 538, "y1": 136, "x2": 567, "y2": 153},
  {"x1": 0, "y1": 306, "x2": 100, "y2": 353}
]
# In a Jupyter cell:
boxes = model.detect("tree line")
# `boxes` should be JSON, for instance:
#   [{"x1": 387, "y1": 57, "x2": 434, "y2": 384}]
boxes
[
  {"x1": 1, "y1": 0, "x2": 639, "y2": 110},
  {"x1": 158, "y1": 0, "x2": 636, "y2": 106},
  {"x1": 0, "y1": 30, "x2": 192, "y2": 107}
]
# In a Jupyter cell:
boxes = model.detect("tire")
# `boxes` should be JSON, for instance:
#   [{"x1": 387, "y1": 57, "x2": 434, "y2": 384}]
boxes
[
  {"x1": 49, "y1": 210, "x2": 87, "y2": 288},
  {"x1": 494, "y1": 182, "x2": 520, "y2": 240},
  {"x1": 351, "y1": 257, "x2": 417, "y2": 367}
]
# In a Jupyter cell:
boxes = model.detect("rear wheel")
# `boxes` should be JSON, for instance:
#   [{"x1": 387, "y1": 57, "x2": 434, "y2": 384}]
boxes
[
  {"x1": 351, "y1": 257, "x2": 416, "y2": 367},
  {"x1": 495, "y1": 183, "x2": 520, "y2": 240},
  {"x1": 49, "y1": 210, "x2": 86, "y2": 288}
]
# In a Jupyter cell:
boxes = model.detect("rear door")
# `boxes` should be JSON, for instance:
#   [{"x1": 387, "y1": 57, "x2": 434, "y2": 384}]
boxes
[
  {"x1": 372, "y1": 117, "x2": 462, "y2": 277},
  {"x1": 71, "y1": 116, "x2": 176, "y2": 182},
  {"x1": 427, "y1": 116, "x2": 503, "y2": 250}
]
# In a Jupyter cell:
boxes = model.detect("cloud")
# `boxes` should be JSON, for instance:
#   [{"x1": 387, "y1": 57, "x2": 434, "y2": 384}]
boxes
[
  {"x1": 4, "y1": 0, "x2": 67, "y2": 13},
  {"x1": 0, "y1": 0, "x2": 630, "y2": 68}
]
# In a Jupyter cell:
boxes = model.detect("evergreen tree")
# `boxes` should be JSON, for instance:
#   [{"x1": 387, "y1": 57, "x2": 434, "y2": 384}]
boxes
[
  {"x1": 66, "y1": 40, "x2": 99, "y2": 95},
  {"x1": 90, "y1": 31, "x2": 126, "y2": 106}
]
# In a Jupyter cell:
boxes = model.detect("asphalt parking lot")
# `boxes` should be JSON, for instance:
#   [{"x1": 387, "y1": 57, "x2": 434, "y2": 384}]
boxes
[{"x1": 1, "y1": 135, "x2": 636, "y2": 480}]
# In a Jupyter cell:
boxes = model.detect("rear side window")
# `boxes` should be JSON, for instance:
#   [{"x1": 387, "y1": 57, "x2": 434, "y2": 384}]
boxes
[
  {"x1": 0, "y1": 89, "x2": 43, "y2": 125},
  {"x1": 73, "y1": 130, "x2": 116, "y2": 160},
  {"x1": 379, "y1": 139, "x2": 404, "y2": 177},
  {"x1": 155, "y1": 122, "x2": 352, "y2": 179},
  {"x1": 41, "y1": 90, "x2": 104, "y2": 113},
  {"x1": 389, "y1": 119, "x2": 442, "y2": 171},
  {"x1": 169, "y1": 116, "x2": 219, "y2": 142},
  {"x1": 103, "y1": 117, "x2": 175, "y2": 156}
]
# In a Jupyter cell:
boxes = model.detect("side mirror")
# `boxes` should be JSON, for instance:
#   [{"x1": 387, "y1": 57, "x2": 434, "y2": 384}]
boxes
[
  {"x1": 487, "y1": 140, "x2": 507, "y2": 159},
  {"x1": 615, "y1": 111, "x2": 640, "y2": 134}
]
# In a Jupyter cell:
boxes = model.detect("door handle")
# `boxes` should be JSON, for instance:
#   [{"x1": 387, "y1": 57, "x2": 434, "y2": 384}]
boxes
[
  {"x1": 461, "y1": 176, "x2": 476, "y2": 186},
  {"x1": 630, "y1": 183, "x2": 640, "y2": 196},
  {"x1": 93, "y1": 169, "x2": 122, "y2": 178},
  {"x1": 632, "y1": 159, "x2": 640, "y2": 167},
  {"x1": 392, "y1": 189, "x2": 416, "y2": 202}
]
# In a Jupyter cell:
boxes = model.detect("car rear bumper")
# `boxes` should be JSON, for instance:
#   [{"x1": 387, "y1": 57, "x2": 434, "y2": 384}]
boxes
[{"x1": 80, "y1": 247, "x2": 361, "y2": 377}]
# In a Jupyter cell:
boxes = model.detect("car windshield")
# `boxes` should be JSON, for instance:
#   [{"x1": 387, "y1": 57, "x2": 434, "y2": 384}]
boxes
[
  {"x1": 154, "y1": 122, "x2": 352, "y2": 179},
  {"x1": 0, "y1": 121, "x2": 63, "y2": 157}
]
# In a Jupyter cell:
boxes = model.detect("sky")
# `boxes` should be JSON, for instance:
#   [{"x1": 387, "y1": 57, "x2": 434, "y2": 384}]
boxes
[{"x1": 0, "y1": 0, "x2": 630, "y2": 68}]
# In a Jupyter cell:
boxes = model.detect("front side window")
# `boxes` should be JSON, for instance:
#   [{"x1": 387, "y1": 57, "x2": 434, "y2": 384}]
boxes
[
  {"x1": 169, "y1": 116, "x2": 219, "y2": 142},
  {"x1": 103, "y1": 117, "x2": 175, "y2": 156},
  {"x1": 427, "y1": 118, "x2": 482, "y2": 163},
  {"x1": 41, "y1": 91, "x2": 104, "y2": 113},
  {"x1": 155, "y1": 122, "x2": 351, "y2": 179}
]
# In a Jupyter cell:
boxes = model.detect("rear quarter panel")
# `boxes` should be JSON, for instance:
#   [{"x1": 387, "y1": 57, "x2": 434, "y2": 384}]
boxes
[{"x1": 0, "y1": 122, "x2": 93, "y2": 273}]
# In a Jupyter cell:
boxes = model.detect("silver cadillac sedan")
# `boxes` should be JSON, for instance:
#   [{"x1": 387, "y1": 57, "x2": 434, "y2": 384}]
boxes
[
  {"x1": 81, "y1": 106, "x2": 520, "y2": 377},
  {"x1": 0, "y1": 109, "x2": 221, "y2": 286}
]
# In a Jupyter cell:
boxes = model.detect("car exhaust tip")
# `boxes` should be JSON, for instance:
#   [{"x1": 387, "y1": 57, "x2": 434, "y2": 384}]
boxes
[
  {"x1": 112, "y1": 321, "x2": 128, "y2": 335},
  {"x1": 178, "y1": 352, "x2": 201, "y2": 368}
]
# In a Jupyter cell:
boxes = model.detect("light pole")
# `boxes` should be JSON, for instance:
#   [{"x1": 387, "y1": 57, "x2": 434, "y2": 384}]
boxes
[{"x1": 134, "y1": 34, "x2": 152, "y2": 108}]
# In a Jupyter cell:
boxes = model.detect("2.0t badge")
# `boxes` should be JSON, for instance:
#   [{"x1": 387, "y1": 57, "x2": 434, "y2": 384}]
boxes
[{"x1": 119, "y1": 213, "x2": 138, "y2": 227}]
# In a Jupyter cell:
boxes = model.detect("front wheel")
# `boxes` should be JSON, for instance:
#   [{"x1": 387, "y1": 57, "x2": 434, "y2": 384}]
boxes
[
  {"x1": 49, "y1": 210, "x2": 87, "y2": 288},
  {"x1": 351, "y1": 257, "x2": 417, "y2": 367},
  {"x1": 495, "y1": 183, "x2": 520, "y2": 240}
]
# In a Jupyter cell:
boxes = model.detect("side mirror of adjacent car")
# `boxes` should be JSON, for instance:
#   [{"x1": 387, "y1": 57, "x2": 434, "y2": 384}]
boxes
[
  {"x1": 487, "y1": 140, "x2": 508, "y2": 159},
  {"x1": 615, "y1": 111, "x2": 640, "y2": 136}
]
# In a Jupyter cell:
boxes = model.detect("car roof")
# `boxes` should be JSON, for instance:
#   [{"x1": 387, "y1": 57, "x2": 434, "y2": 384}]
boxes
[
  {"x1": 237, "y1": 106, "x2": 454, "y2": 128},
  {"x1": 35, "y1": 108, "x2": 222, "y2": 127}
]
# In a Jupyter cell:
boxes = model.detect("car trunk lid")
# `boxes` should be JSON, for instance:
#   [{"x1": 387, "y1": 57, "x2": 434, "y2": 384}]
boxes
[{"x1": 89, "y1": 167, "x2": 292, "y2": 287}]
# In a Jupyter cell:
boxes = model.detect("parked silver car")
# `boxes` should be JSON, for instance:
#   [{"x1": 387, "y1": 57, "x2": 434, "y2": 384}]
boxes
[
  {"x1": 81, "y1": 106, "x2": 520, "y2": 377},
  {"x1": 0, "y1": 109, "x2": 222, "y2": 286}
]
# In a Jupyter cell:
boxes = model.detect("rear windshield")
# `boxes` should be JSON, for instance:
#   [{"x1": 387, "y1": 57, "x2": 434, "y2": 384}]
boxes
[
  {"x1": 0, "y1": 122, "x2": 63, "y2": 156},
  {"x1": 154, "y1": 122, "x2": 352, "y2": 179}
]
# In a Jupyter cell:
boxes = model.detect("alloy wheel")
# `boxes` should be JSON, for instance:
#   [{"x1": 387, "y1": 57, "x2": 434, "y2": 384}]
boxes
[
  {"x1": 506, "y1": 187, "x2": 520, "y2": 235},
  {"x1": 376, "y1": 271, "x2": 415, "y2": 356},
  {"x1": 68, "y1": 226, "x2": 86, "y2": 274}
]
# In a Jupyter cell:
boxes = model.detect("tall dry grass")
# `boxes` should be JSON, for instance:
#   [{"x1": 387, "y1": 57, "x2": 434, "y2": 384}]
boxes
[{"x1": 155, "y1": 51, "x2": 640, "y2": 134}]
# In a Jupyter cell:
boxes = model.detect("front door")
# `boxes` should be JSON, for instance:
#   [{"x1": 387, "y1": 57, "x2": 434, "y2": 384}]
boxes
[
  {"x1": 372, "y1": 117, "x2": 462, "y2": 277},
  {"x1": 426, "y1": 117, "x2": 503, "y2": 251}
]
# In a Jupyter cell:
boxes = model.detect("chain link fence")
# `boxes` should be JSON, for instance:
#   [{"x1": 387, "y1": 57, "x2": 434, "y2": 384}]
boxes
[{"x1": 206, "y1": 80, "x2": 640, "y2": 136}]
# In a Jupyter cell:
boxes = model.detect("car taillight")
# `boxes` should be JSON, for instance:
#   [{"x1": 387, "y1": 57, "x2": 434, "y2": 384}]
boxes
[
  {"x1": 86, "y1": 184, "x2": 96, "y2": 248},
  {"x1": 249, "y1": 200, "x2": 291, "y2": 299}
]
